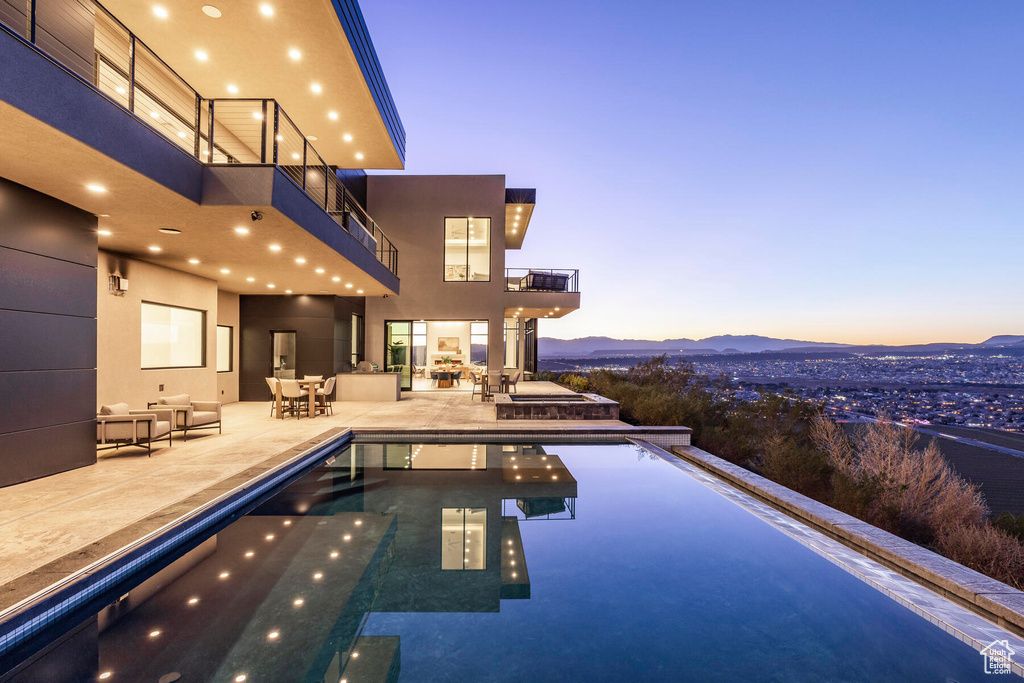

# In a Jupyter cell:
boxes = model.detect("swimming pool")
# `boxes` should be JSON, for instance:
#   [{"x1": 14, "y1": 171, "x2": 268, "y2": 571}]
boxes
[{"x1": 2, "y1": 441, "x2": 1020, "y2": 681}]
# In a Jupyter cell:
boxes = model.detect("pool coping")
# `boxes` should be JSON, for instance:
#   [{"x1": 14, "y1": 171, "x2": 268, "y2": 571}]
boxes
[
  {"x1": 0, "y1": 427, "x2": 352, "y2": 661},
  {"x1": 351, "y1": 426, "x2": 691, "y2": 448},
  {"x1": 667, "y1": 442, "x2": 1024, "y2": 637}
]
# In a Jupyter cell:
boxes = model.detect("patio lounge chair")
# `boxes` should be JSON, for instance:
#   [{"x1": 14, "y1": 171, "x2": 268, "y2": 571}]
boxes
[
  {"x1": 150, "y1": 394, "x2": 222, "y2": 441},
  {"x1": 96, "y1": 403, "x2": 173, "y2": 456},
  {"x1": 522, "y1": 270, "x2": 570, "y2": 292}
]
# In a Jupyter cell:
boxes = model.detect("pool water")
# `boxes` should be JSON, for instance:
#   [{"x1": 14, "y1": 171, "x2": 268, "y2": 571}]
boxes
[{"x1": 4, "y1": 443, "x2": 1011, "y2": 681}]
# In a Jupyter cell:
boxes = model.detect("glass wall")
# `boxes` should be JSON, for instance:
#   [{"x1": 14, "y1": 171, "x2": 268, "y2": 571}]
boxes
[
  {"x1": 385, "y1": 321, "x2": 412, "y2": 390},
  {"x1": 216, "y1": 325, "x2": 232, "y2": 372},
  {"x1": 141, "y1": 302, "x2": 205, "y2": 369},
  {"x1": 412, "y1": 322, "x2": 427, "y2": 367},
  {"x1": 350, "y1": 314, "x2": 363, "y2": 368},
  {"x1": 272, "y1": 331, "x2": 296, "y2": 379},
  {"x1": 443, "y1": 217, "x2": 490, "y2": 281},
  {"x1": 524, "y1": 318, "x2": 537, "y2": 374},
  {"x1": 504, "y1": 318, "x2": 519, "y2": 369},
  {"x1": 471, "y1": 321, "x2": 488, "y2": 366},
  {"x1": 441, "y1": 507, "x2": 487, "y2": 570}
]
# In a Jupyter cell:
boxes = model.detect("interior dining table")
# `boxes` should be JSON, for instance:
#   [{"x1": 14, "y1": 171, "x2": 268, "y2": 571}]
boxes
[{"x1": 275, "y1": 378, "x2": 326, "y2": 418}]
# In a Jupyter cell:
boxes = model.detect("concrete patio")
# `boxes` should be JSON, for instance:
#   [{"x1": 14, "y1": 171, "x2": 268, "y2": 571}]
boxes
[{"x1": 0, "y1": 382, "x2": 630, "y2": 608}]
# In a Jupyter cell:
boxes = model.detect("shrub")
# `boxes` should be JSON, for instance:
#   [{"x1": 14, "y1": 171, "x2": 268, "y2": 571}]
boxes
[
  {"x1": 993, "y1": 511, "x2": 1024, "y2": 542},
  {"x1": 558, "y1": 373, "x2": 591, "y2": 393},
  {"x1": 934, "y1": 523, "x2": 1024, "y2": 590}
]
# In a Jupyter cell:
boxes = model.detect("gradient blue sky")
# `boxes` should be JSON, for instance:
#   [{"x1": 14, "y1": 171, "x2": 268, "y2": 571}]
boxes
[{"x1": 362, "y1": 1, "x2": 1023, "y2": 345}]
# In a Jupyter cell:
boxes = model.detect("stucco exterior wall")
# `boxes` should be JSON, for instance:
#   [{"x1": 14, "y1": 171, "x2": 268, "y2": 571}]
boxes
[
  {"x1": 365, "y1": 175, "x2": 508, "y2": 371},
  {"x1": 96, "y1": 251, "x2": 219, "y2": 409}
]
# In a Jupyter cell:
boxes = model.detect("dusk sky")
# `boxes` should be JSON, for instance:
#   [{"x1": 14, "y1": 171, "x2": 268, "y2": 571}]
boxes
[{"x1": 363, "y1": 1, "x2": 1023, "y2": 345}]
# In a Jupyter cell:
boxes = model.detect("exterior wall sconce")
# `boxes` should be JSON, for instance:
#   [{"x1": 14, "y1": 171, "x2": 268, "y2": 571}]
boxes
[{"x1": 108, "y1": 274, "x2": 129, "y2": 296}]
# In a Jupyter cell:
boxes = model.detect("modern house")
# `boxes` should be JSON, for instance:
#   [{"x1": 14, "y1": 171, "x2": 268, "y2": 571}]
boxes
[{"x1": 0, "y1": 0, "x2": 579, "y2": 487}]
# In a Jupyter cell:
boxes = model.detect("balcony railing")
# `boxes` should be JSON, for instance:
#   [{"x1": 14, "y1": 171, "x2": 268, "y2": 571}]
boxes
[
  {"x1": 0, "y1": 0, "x2": 398, "y2": 277},
  {"x1": 505, "y1": 269, "x2": 579, "y2": 293}
]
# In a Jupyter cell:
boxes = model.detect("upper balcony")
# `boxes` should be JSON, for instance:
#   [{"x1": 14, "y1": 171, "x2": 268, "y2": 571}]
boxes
[
  {"x1": 504, "y1": 269, "x2": 580, "y2": 320},
  {"x1": 0, "y1": 0, "x2": 400, "y2": 285}
]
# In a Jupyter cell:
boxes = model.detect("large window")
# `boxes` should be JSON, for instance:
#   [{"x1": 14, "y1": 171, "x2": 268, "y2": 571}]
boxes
[
  {"x1": 141, "y1": 302, "x2": 206, "y2": 369},
  {"x1": 504, "y1": 318, "x2": 519, "y2": 369},
  {"x1": 351, "y1": 314, "x2": 363, "y2": 368},
  {"x1": 216, "y1": 325, "x2": 233, "y2": 372},
  {"x1": 470, "y1": 321, "x2": 488, "y2": 366},
  {"x1": 444, "y1": 217, "x2": 490, "y2": 281}
]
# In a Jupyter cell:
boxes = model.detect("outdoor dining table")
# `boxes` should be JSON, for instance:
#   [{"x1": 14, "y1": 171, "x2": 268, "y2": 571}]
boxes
[{"x1": 274, "y1": 378, "x2": 326, "y2": 419}]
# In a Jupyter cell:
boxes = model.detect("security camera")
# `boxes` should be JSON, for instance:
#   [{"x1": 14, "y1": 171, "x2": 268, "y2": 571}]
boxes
[{"x1": 251, "y1": 210, "x2": 263, "y2": 222}]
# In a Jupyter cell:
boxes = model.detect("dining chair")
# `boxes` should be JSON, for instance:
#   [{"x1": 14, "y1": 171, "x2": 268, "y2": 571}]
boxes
[
  {"x1": 430, "y1": 372, "x2": 440, "y2": 388},
  {"x1": 316, "y1": 376, "x2": 336, "y2": 416},
  {"x1": 470, "y1": 371, "x2": 485, "y2": 400},
  {"x1": 303, "y1": 375, "x2": 324, "y2": 381},
  {"x1": 279, "y1": 379, "x2": 308, "y2": 419},
  {"x1": 506, "y1": 370, "x2": 522, "y2": 393},
  {"x1": 264, "y1": 377, "x2": 280, "y2": 416},
  {"x1": 487, "y1": 371, "x2": 503, "y2": 397}
]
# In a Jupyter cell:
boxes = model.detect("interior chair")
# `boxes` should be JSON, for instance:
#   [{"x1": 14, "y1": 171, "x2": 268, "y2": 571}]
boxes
[
  {"x1": 150, "y1": 394, "x2": 222, "y2": 441},
  {"x1": 316, "y1": 376, "x2": 336, "y2": 416},
  {"x1": 96, "y1": 403, "x2": 173, "y2": 456},
  {"x1": 506, "y1": 370, "x2": 522, "y2": 393},
  {"x1": 304, "y1": 374, "x2": 324, "y2": 381},
  {"x1": 279, "y1": 379, "x2": 308, "y2": 419},
  {"x1": 452, "y1": 369, "x2": 463, "y2": 387},
  {"x1": 470, "y1": 371, "x2": 485, "y2": 401},
  {"x1": 265, "y1": 377, "x2": 280, "y2": 416},
  {"x1": 430, "y1": 371, "x2": 439, "y2": 388},
  {"x1": 487, "y1": 371, "x2": 504, "y2": 397}
]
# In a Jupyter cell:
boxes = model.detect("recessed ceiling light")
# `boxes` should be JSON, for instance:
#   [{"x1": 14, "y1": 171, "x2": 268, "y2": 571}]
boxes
[
  {"x1": 332, "y1": 276, "x2": 340, "y2": 282},
  {"x1": 516, "y1": 207, "x2": 523, "y2": 213},
  {"x1": 86, "y1": 184, "x2": 107, "y2": 193},
  {"x1": 252, "y1": 111, "x2": 262, "y2": 120},
  {"x1": 227, "y1": 83, "x2": 238, "y2": 94},
  {"x1": 115, "y1": 86, "x2": 126, "y2": 94},
  {"x1": 288, "y1": 48, "x2": 301, "y2": 60},
  {"x1": 267, "y1": 631, "x2": 279, "y2": 640},
  {"x1": 285, "y1": 289, "x2": 292, "y2": 294},
  {"x1": 310, "y1": 83, "x2": 322, "y2": 94},
  {"x1": 148, "y1": 246, "x2": 162, "y2": 252},
  {"x1": 158, "y1": 228, "x2": 181, "y2": 234},
  {"x1": 267, "y1": 283, "x2": 276, "y2": 288},
  {"x1": 343, "y1": 133, "x2": 352, "y2": 142},
  {"x1": 149, "y1": 111, "x2": 160, "y2": 119},
  {"x1": 195, "y1": 50, "x2": 208, "y2": 61},
  {"x1": 354, "y1": 152, "x2": 364, "y2": 160},
  {"x1": 177, "y1": 131, "x2": 187, "y2": 138},
  {"x1": 189, "y1": 258, "x2": 200, "y2": 264},
  {"x1": 344, "y1": 283, "x2": 353, "y2": 288},
  {"x1": 328, "y1": 111, "x2": 338, "y2": 121},
  {"x1": 259, "y1": 4, "x2": 273, "y2": 16},
  {"x1": 269, "y1": 244, "x2": 281, "y2": 251},
  {"x1": 220, "y1": 268, "x2": 230, "y2": 274},
  {"x1": 512, "y1": 228, "x2": 517, "y2": 234},
  {"x1": 295, "y1": 257, "x2": 306, "y2": 264},
  {"x1": 235, "y1": 676, "x2": 247, "y2": 683},
  {"x1": 98, "y1": 229, "x2": 112, "y2": 236},
  {"x1": 201, "y1": 5, "x2": 221, "y2": 18},
  {"x1": 291, "y1": 153, "x2": 300, "y2": 160},
  {"x1": 518, "y1": 307, "x2": 523, "y2": 311},
  {"x1": 149, "y1": 630, "x2": 161, "y2": 637},
  {"x1": 153, "y1": 6, "x2": 168, "y2": 19},
  {"x1": 305, "y1": 135, "x2": 318, "y2": 141},
  {"x1": 315, "y1": 268, "x2": 324, "y2": 274},
  {"x1": 246, "y1": 277, "x2": 255, "y2": 282},
  {"x1": 555, "y1": 307, "x2": 561, "y2": 311},
  {"x1": 99, "y1": 672, "x2": 112, "y2": 680},
  {"x1": 356, "y1": 289, "x2": 364, "y2": 294},
  {"x1": 234, "y1": 226, "x2": 249, "y2": 234}
]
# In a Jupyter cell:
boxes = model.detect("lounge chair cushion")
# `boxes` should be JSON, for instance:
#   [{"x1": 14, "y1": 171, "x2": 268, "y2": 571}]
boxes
[
  {"x1": 100, "y1": 402, "x2": 130, "y2": 416},
  {"x1": 191, "y1": 411, "x2": 219, "y2": 427},
  {"x1": 158, "y1": 393, "x2": 191, "y2": 406}
]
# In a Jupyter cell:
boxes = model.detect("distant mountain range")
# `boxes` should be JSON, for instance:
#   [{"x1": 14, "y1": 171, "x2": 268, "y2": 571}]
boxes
[{"x1": 538, "y1": 334, "x2": 1024, "y2": 359}]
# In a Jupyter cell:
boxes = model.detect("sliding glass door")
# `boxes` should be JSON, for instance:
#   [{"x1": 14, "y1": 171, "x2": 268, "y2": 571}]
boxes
[{"x1": 385, "y1": 321, "x2": 412, "y2": 390}]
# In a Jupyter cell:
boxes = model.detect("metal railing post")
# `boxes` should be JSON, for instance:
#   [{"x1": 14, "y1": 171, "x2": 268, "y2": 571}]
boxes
[
  {"x1": 207, "y1": 99, "x2": 215, "y2": 163},
  {"x1": 29, "y1": 0, "x2": 36, "y2": 42},
  {"x1": 260, "y1": 99, "x2": 268, "y2": 163},
  {"x1": 128, "y1": 35, "x2": 136, "y2": 113},
  {"x1": 272, "y1": 102, "x2": 279, "y2": 165},
  {"x1": 193, "y1": 96, "x2": 201, "y2": 158},
  {"x1": 302, "y1": 140, "x2": 307, "y2": 191}
]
